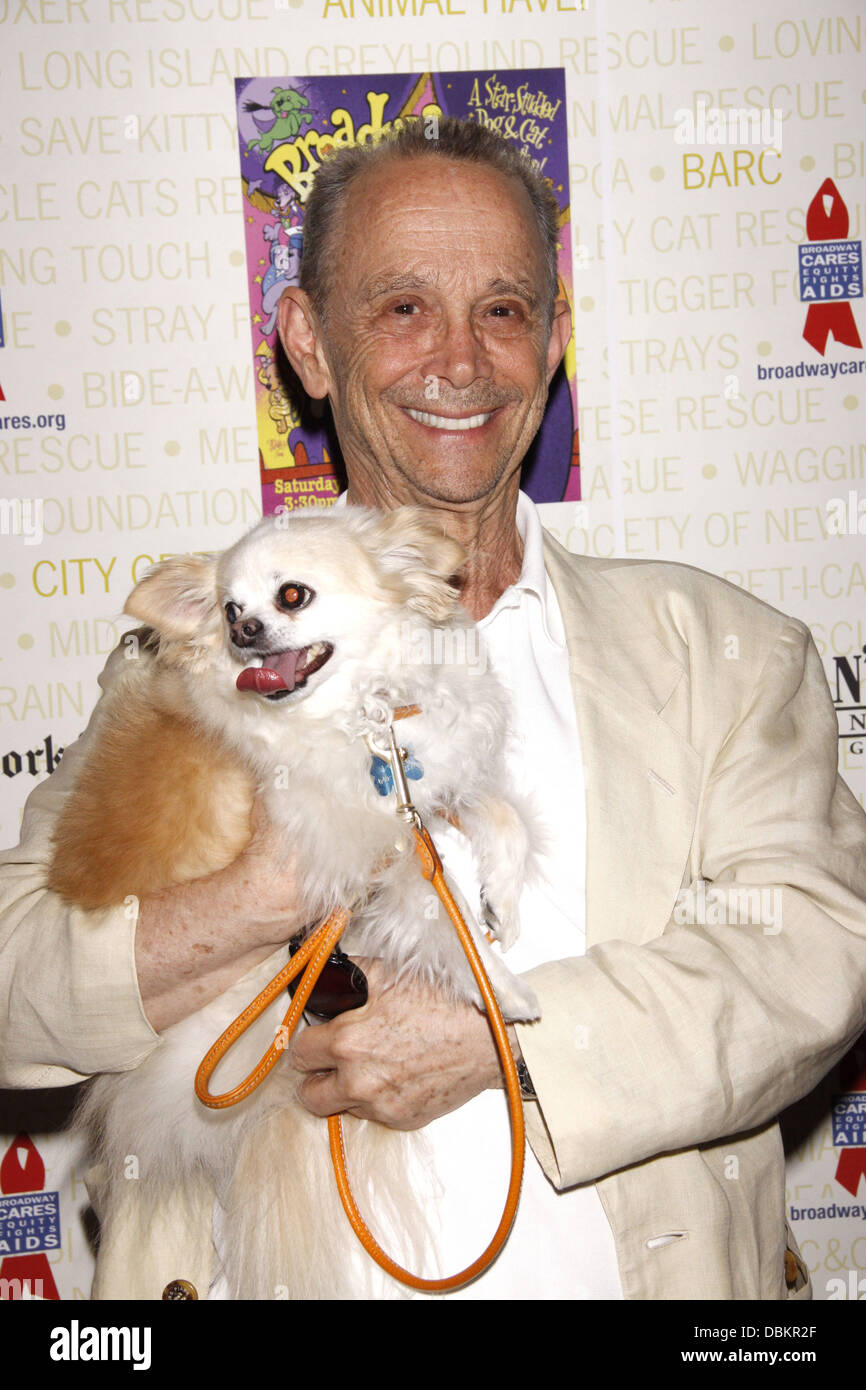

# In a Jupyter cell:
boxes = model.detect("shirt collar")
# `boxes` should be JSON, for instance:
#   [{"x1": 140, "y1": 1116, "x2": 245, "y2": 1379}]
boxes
[
  {"x1": 478, "y1": 492, "x2": 562, "y2": 645},
  {"x1": 511, "y1": 490, "x2": 548, "y2": 604}
]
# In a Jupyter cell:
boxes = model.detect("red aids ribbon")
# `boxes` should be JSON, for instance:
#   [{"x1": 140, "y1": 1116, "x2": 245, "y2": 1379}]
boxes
[
  {"x1": 0, "y1": 1133, "x2": 60, "y2": 1300},
  {"x1": 834, "y1": 1054, "x2": 866, "y2": 1199},
  {"x1": 835, "y1": 1150, "x2": 866, "y2": 1199},
  {"x1": 802, "y1": 178, "x2": 863, "y2": 357}
]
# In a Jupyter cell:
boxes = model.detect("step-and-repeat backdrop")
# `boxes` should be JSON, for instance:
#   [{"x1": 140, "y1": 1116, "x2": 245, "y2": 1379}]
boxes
[{"x1": 1, "y1": 0, "x2": 864, "y2": 1301}]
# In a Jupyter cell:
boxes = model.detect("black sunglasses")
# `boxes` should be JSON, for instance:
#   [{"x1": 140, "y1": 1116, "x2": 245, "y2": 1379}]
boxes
[{"x1": 287, "y1": 931, "x2": 368, "y2": 1020}]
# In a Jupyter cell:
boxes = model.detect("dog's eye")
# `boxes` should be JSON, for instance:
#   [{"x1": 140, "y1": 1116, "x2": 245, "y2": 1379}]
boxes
[
  {"x1": 277, "y1": 582, "x2": 313, "y2": 612},
  {"x1": 225, "y1": 602, "x2": 242, "y2": 624}
]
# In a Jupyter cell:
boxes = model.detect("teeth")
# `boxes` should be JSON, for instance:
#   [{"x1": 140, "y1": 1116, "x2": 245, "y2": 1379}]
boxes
[
  {"x1": 251, "y1": 644, "x2": 325, "y2": 668},
  {"x1": 406, "y1": 408, "x2": 492, "y2": 431}
]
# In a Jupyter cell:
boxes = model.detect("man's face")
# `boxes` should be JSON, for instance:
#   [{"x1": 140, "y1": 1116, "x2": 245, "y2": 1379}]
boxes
[{"x1": 301, "y1": 157, "x2": 569, "y2": 506}]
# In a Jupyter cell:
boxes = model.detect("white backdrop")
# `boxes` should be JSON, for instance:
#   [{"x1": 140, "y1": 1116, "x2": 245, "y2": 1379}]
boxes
[{"x1": 1, "y1": 0, "x2": 864, "y2": 1300}]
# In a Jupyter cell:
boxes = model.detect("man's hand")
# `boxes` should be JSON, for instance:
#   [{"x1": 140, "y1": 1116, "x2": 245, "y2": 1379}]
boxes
[
  {"x1": 135, "y1": 799, "x2": 310, "y2": 1033},
  {"x1": 290, "y1": 960, "x2": 507, "y2": 1129}
]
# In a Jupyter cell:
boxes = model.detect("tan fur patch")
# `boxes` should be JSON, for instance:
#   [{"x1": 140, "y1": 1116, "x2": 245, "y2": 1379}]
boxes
[{"x1": 48, "y1": 687, "x2": 253, "y2": 909}]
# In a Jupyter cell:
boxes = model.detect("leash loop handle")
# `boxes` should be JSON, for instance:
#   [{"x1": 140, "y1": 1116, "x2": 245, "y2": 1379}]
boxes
[{"x1": 194, "y1": 906, "x2": 351, "y2": 1109}]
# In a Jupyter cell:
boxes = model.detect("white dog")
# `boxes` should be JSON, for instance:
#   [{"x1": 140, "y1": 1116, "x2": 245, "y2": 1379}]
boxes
[{"x1": 49, "y1": 505, "x2": 538, "y2": 1299}]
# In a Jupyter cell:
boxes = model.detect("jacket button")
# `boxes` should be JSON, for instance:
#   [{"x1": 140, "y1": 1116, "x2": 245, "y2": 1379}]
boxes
[{"x1": 162, "y1": 1279, "x2": 198, "y2": 1300}]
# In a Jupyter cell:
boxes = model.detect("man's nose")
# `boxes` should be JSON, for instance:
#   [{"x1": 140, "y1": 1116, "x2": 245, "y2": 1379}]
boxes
[
  {"x1": 230, "y1": 616, "x2": 264, "y2": 647},
  {"x1": 427, "y1": 312, "x2": 493, "y2": 389}
]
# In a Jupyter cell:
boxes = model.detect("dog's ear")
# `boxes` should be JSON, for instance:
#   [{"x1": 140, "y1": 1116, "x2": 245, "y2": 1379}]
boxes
[
  {"x1": 124, "y1": 554, "x2": 221, "y2": 642},
  {"x1": 363, "y1": 508, "x2": 465, "y2": 622}
]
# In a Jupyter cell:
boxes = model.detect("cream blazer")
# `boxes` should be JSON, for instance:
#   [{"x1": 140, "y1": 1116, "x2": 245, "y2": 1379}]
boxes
[{"x1": 2, "y1": 532, "x2": 866, "y2": 1300}]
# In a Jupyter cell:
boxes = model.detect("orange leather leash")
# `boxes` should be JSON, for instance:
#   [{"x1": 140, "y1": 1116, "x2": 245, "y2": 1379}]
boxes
[
  {"x1": 329, "y1": 821, "x2": 525, "y2": 1293},
  {"x1": 194, "y1": 705, "x2": 526, "y2": 1292},
  {"x1": 195, "y1": 906, "x2": 352, "y2": 1108}
]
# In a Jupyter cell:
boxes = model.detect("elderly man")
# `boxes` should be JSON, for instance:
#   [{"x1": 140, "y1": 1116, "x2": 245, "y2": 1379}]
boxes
[{"x1": 2, "y1": 117, "x2": 866, "y2": 1301}]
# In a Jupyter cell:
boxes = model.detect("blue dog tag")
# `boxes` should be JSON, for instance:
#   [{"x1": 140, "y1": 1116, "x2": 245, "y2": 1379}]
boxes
[
  {"x1": 369, "y1": 750, "x2": 423, "y2": 796},
  {"x1": 369, "y1": 755, "x2": 392, "y2": 796}
]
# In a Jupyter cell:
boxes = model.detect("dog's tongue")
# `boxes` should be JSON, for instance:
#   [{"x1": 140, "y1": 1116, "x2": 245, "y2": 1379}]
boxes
[{"x1": 236, "y1": 649, "x2": 304, "y2": 694}]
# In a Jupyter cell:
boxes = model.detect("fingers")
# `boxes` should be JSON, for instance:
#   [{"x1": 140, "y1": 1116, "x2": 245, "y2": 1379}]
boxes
[
  {"x1": 286, "y1": 970, "x2": 501, "y2": 1130},
  {"x1": 294, "y1": 1059, "x2": 428, "y2": 1129},
  {"x1": 295, "y1": 1068, "x2": 346, "y2": 1118},
  {"x1": 295, "y1": 1068, "x2": 368, "y2": 1120},
  {"x1": 288, "y1": 960, "x2": 396, "y2": 1118},
  {"x1": 290, "y1": 1014, "x2": 354, "y2": 1074},
  {"x1": 290, "y1": 1015, "x2": 379, "y2": 1119}
]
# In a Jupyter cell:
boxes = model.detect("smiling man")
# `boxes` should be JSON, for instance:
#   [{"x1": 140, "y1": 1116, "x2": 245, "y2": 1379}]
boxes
[
  {"x1": 274, "y1": 119, "x2": 866, "y2": 1299},
  {"x1": 278, "y1": 130, "x2": 571, "y2": 619},
  {"x1": 1, "y1": 118, "x2": 866, "y2": 1303}
]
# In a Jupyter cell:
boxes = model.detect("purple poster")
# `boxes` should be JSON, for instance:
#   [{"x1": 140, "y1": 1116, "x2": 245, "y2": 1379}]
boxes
[{"x1": 235, "y1": 69, "x2": 579, "y2": 515}]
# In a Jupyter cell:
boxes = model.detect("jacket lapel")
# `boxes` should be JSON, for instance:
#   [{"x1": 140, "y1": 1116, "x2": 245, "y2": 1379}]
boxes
[{"x1": 542, "y1": 533, "x2": 701, "y2": 948}]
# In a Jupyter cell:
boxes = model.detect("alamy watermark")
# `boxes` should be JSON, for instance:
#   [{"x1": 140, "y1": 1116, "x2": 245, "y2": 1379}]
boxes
[
  {"x1": 0, "y1": 1276, "x2": 44, "y2": 1298},
  {"x1": 825, "y1": 490, "x2": 866, "y2": 536},
  {"x1": 0, "y1": 497, "x2": 44, "y2": 546},
  {"x1": 826, "y1": 1271, "x2": 866, "y2": 1300},
  {"x1": 674, "y1": 103, "x2": 783, "y2": 153},
  {"x1": 49, "y1": 1320, "x2": 152, "y2": 1370},
  {"x1": 398, "y1": 621, "x2": 488, "y2": 674},
  {"x1": 673, "y1": 880, "x2": 782, "y2": 934}
]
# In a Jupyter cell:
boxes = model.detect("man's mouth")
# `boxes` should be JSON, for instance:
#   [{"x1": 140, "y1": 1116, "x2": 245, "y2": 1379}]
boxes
[
  {"x1": 404, "y1": 408, "x2": 493, "y2": 431},
  {"x1": 236, "y1": 642, "x2": 334, "y2": 699}
]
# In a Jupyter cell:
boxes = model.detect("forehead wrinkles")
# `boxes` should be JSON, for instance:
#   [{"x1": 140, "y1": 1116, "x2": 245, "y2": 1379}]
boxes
[{"x1": 333, "y1": 162, "x2": 546, "y2": 288}]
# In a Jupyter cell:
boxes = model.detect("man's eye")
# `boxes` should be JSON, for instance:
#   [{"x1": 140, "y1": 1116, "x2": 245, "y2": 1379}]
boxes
[
  {"x1": 481, "y1": 301, "x2": 531, "y2": 335},
  {"x1": 392, "y1": 302, "x2": 418, "y2": 316}
]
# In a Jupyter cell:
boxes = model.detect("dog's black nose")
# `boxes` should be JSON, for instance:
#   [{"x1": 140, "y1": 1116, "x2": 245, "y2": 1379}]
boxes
[{"x1": 230, "y1": 617, "x2": 264, "y2": 647}]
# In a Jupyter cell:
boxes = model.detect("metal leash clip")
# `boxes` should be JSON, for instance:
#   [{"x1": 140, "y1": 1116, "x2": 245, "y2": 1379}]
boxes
[{"x1": 364, "y1": 715, "x2": 421, "y2": 827}]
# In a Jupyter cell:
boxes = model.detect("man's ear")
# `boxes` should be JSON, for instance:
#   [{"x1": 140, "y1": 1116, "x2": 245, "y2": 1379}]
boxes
[
  {"x1": 277, "y1": 287, "x2": 333, "y2": 400},
  {"x1": 545, "y1": 294, "x2": 573, "y2": 386}
]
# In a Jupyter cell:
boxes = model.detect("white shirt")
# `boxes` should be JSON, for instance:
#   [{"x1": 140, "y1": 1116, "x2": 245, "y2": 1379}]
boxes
[{"x1": 405, "y1": 491, "x2": 623, "y2": 1299}]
